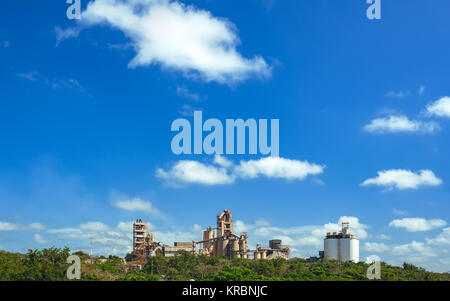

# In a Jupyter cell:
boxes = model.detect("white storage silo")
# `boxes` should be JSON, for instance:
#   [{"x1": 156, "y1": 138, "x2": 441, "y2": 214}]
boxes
[
  {"x1": 323, "y1": 223, "x2": 359, "y2": 263},
  {"x1": 339, "y1": 238, "x2": 359, "y2": 263},
  {"x1": 324, "y1": 236, "x2": 339, "y2": 260}
]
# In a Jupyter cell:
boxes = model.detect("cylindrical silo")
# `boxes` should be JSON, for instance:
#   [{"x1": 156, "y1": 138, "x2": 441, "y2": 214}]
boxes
[
  {"x1": 324, "y1": 238, "x2": 339, "y2": 260},
  {"x1": 339, "y1": 238, "x2": 359, "y2": 263},
  {"x1": 254, "y1": 252, "x2": 261, "y2": 260},
  {"x1": 261, "y1": 252, "x2": 267, "y2": 259},
  {"x1": 239, "y1": 238, "x2": 247, "y2": 251},
  {"x1": 222, "y1": 239, "x2": 229, "y2": 256}
]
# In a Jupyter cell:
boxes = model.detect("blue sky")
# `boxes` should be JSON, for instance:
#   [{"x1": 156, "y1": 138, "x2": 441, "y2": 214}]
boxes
[{"x1": 1, "y1": 0, "x2": 450, "y2": 272}]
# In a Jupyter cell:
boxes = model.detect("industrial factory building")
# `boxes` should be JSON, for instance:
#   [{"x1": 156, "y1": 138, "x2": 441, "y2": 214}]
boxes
[
  {"x1": 131, "y1": 210, "x2": 359, "y2": 264},
  {"x1": 131, "y1": 209, "x2": 290, "y2": 261},
  {"x1": 323, "y1": 222, "x2": 359, "y2": 263}
]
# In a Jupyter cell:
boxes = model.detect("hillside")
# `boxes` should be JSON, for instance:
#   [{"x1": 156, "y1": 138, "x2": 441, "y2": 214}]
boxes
[{"x1": 0, "y1": 248, "x2": 448, "y2": 281}]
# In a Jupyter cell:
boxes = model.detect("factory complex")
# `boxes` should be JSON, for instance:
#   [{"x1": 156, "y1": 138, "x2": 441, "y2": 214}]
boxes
[{"x1": 131, "y1": 209, "x2": 359, "y2": 265}]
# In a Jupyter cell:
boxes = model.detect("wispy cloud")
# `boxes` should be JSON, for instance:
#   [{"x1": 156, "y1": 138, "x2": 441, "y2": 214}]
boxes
[
  {"x1": 112, "y1": 197, "x2": 162, "y2": 216},
  {"x1": 176, "y1": 86, "x2": 200, "y2": 101},
  {"x1": 33, "y1": 234, "x2": 49, "y2": 244},
  {"x1": 385, "y1": 90, "x2": 411, "y2": 99},
  {"x1": 16, "y1": 71, "x2": 91, "y2": 96},
  {"x1": 177, "y1": 104, "x2": 202, "y2": 117},
  {"x1": 55, "y1": 26, "x2": 80, "y2": 46},
  {"x1": 0, "y1": 221, "x2": 47, "y2": 231},
  {"x1": 419, "y1": 85, "x2": 425, "y2": 95}
]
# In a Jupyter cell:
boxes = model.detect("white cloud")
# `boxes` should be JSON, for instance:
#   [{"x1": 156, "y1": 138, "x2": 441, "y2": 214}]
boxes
[
  {"x1": 389, "y1": 218, "x2": 447, "y2": 232},
  {"x1": 16, "y1": 71, "x2": 88, "y2": 94},
  {"x1": 234, "y1": 220, "x2": 251, "y2": 233},
  {"x1": 29, "y1": 223, "x2": 47, "y2": 230},
  {"x1": 251, "y1": 216, "x2": 368, "y2": 252},
  {"x1": 157, "y1": 160, "x2": 235, "y2": 186},
  {"x1": 427, "y1": 227, "x2": 450, "y2": 245},
  {"x1": 33, "y1": 234, "x2": 49, "y2": 244},
  {"x1": 377, "y1": 234, "x2": 391, "y2": 240},
  {"x1": 363, "y1": 115, "x2": 439, "y2": 134},
  {"x1": 361, "y1": 169, "x2": 442, "y2": 190},
  {"x1": 254, "y1": 219, "x2": 270, "y2": 226},
  {"x1": 213, "y1": 155, "x2": 232, "y2": 168},
  {"x1": 177, "y1": 104, "x2": 201, "y2": 117},
  {"x1": 234, "y1": 157, "x2": 325, "y2": 181},
  {"x1": 55, "y1": 26, "x2": 80, "y2": 46},
  {"x1": 392, "y1": 208, "x2": 408, "y2": 216},
  {"x1": 419, "y1": 86, "x2": 425, "y2": 95},
  {"x1": 116, "y1": 221, "x2": 135, "y2": 233},
  {"x1": 0, "y1": 221, "x2": 47, "y2": 231},
  {"x1": 392, "y1": 240, "x2": 437, "y2": 257},
  {"x1": 157, "y1": 156, "x2": 325, "y2": 186},
  {"x1": 0, "y1": 222, "x2": 22, "y2": 231},
  {"x1": 79, "y1": 221, "x2": 111, "y2": 231},
  {"x1": 176, "y1": 85, "x2": 200, "y2": 101},
  {"x1": 79, "y1": 0, "x2": 271, "y2": 84},
  {"x1": 426, "y1": 96, "x2": 450, "y2": 118},
  {"x1": 112, "y1": 197, "x2": 162, "y2": 215},
  {"x1": 48, "y1": 222, "x2": 134, "y2": 256},
  {"x1": 364, "y1": 242, "x2": 390, "y2": 252},
  {"x1": 385, "y1": 90, "x2": 410, "y2": 98}
]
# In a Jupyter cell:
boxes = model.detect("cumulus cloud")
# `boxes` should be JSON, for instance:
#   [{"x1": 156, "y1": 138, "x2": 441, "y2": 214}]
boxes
[
  {"x1": 364, "y1": 242, "x2": 390, "y2": 252},
  {"x1": 361, "y1": 169, "x2": 442, "y2": 190},
  {"x1": 33, "y1": 234, "x2": 49, "y2": 244},
  {"x1": 79, "y1": 221, "x2": 111, "y2": 231},
  {"x1": 157, "y1": 156, "x2": 325, "y2": 186},
  {"x1": 0, "y1": 221, "x2": 47, "y2": 231},
  {"x1": 213, "y1": 155, "x2": 232, "y2": 168},
  {"x1": 363, "y1": 115, "x2": 439, "y2": 134},
  {"x1": 29, "y1": 223, "x2": 47, "y2": 230},
  {"x1": 250, "y1": 216, "x2": 368, "y2": 252},
  {"x1": 0, "y1": 222, "x2": 22, "y2": 231},
  {"x1": 112, "y1": 197, "x2": 162, "y2": 215},
  {"x1": 235, "y1": 157, "x2": 325, "y2": 181},
  {"x1": 48, "y1": 222, "x2": 134, "y2": 256},
  {"x1": 156, "y1": 160, "x2": 235, "y2": 186},
  {"x1": 77, "y1": 0, "x2": 271, "y2": 84},
  {"x1": 389, "y1": 218, "x2": 447, "y2": 232},
  {"x1": 427, "y1": 227, "x2": 450, "y2": 245},
  {"x1": 426, "y1": 96, "x2": 450, "y2": 118},
  {"x1": 392, "y1": 240, "x2": 437, "y2": 257}
]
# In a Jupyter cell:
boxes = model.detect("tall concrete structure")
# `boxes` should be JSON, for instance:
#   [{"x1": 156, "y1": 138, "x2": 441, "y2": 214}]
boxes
[
  {"x1": 129, "y1": 210, "x2": 290, "y2": 263},
  {"x1": 324, "y1": 222, "x2": 359, "y2": 263}
]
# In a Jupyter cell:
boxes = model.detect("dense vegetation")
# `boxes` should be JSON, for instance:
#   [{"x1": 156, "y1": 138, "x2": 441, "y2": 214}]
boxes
[{"x1": 0, "y1": 248, "x2": 448, "y2": 281}]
